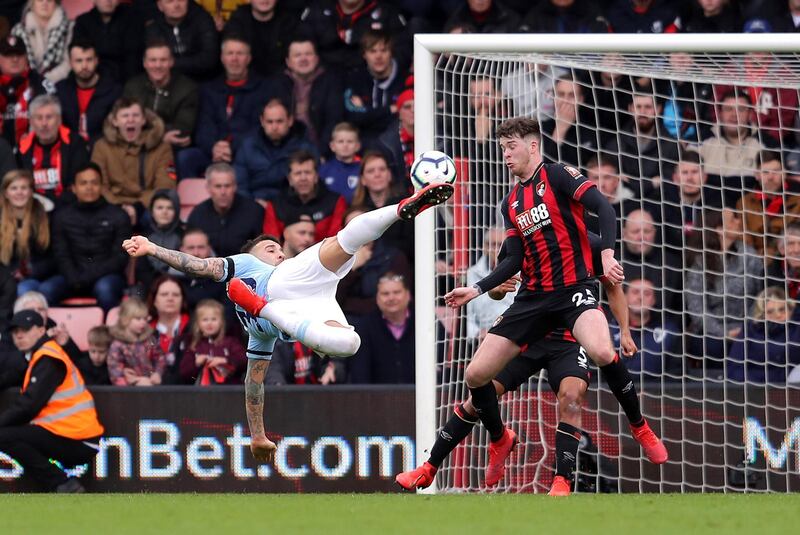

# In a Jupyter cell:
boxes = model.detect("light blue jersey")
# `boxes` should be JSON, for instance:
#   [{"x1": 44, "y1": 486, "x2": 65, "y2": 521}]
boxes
[{"x1": 219, "y1": 253, "x2": 293, "y2": 360}]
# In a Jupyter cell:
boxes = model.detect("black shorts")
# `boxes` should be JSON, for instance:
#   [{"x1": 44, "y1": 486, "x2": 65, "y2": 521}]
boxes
[
  {"x1": 495, "y1": 336, "x2": 591, "y2": 394},
  {"x1": 488, "y1": 280, "x2": 600, "y2": 347}
]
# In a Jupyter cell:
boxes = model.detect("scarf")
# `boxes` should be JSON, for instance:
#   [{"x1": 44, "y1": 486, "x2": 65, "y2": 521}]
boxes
[
  {"x1": 0, "y1": 71, "x2": 33, "y2": 145},
  {"x1": 400, "y1": 125, "x2": 414, "y2": 170},
  {"x1": 12, "y1": 9, "x2": 71, "y2": 77},
  {"x1": 335, "y1": 1, "x2": 377, "y2": 43},
  {"x1": 755, "y1": 189, "x2": 786, "y2": 216}
]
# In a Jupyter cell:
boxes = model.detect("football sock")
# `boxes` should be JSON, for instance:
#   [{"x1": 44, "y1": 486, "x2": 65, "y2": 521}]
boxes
[
  {"x1": 469, "y1": 383, "x2": 505, "y2": 441},
  {"x1": 600, "y1": 354, "x2": 644, "y2": 426},
  {"x1": 555, "y1": 422, "x2": 581, "y2": 480},
  {"x1": 428, "y1": 404, "x2": 478, "y2": 468},
  {"x1": 336, "y1": 205, "x2": 399, "y2": 254},
  {"x1": 257, "y1": 307, "x2": 361, "y2": 357}
]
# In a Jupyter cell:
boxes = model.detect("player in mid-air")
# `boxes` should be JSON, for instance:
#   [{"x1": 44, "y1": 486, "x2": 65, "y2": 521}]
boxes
[
  {"x1": 396, "y1": 233, "x2": 639, "y2": 496},
  {"x1": 123, "y1": 180, "x2": 452, "y2": 462},
  {"x1": 443, "y1": 117, "x2": 667, "y2": 487}
]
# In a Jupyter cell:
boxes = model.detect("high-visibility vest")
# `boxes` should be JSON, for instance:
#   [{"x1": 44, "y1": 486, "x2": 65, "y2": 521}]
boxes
[{"x1": 21, "y1": 340, "x2": 104, "y2": 440}]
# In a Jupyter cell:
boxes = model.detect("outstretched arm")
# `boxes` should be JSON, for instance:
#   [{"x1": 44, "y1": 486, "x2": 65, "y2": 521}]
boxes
[
  {"x1": 244, "y1": 359, "x2": 277, "y2": 462},
  {"x1": 122, "y1": 235, "x2": 226, "y2": 280},
  {"x1": 603, "y1": 279, "x2": 637, "y2": 357}
]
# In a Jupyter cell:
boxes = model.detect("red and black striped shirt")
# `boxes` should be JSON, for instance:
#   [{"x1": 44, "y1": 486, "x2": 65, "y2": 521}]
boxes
[{"x1": 501, "y1": 162, "x2": 596, "y2": 293}]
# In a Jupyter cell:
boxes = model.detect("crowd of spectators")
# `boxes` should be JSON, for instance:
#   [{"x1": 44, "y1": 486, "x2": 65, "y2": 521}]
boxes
[{"x1": 1, "y1": 0, "x2": 800, "y2": 388}]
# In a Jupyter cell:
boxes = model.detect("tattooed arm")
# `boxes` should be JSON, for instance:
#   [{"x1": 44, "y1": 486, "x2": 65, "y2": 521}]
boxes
[
  {"x1": 122, "y1": 235, "x2": 225, "y2": 280},
  {"x1": 244, "y1": 358, "x2": 277, "y2": 462}
]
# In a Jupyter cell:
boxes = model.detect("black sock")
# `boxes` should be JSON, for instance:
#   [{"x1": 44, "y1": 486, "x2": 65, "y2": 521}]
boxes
[
  {"x1": 469, "y1": 383, "x2": 505, "y2": 441},
  {"x1": 555, "y1": 422, "x2": 581, "y2": 480},
  {"x1": 600, "y1": 355, "x2": 644, "y2": 426},
  {"x1": 428, "y1": 404, "x2": 478, "y2": 467}
]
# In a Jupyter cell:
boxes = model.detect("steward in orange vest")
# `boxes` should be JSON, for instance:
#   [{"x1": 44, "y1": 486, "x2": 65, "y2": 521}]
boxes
[{"x1": 0, "y1": 310, "x2": 103, "y2": 492}]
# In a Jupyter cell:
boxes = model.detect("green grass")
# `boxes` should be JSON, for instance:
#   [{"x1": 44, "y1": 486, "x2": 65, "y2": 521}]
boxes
[{"x1": 1, "y1": 494, "x2": 798, "y2": 535}]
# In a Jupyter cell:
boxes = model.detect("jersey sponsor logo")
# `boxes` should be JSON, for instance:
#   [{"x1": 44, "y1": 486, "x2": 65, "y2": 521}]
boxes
[
  {"x1": 536, "y1": 181, "x2": 546, "y2": 197},
  {"x1": 564, "y1": 165, "x2": 582, "y2": 179},
  {"x1": 515, "y1": 204, "x2": 552, "y2": 236}
]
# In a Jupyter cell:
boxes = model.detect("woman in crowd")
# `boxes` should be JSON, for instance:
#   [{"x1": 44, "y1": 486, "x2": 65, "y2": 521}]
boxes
[
  {"x1": 0, "y1": 169, "x2": 57, "y2": 301},
  {"x1": 91, "y1": 97, "x2": 175, "y2": 228},
  {"x1": 10, "y1": 0, "x2": 73, "y2": 83},
  {"x1": 146, "y1": 274, "x2": 190, "y2": 384},
  {"x1": 728, "y1": 287, "x2": 800, "y2": 384},
  {"x1": 107, "y1": 297, "x2": 165, "y2": 387},
  {"x1": 178, "y1": 299, "x2": 246, "y2": 385}
]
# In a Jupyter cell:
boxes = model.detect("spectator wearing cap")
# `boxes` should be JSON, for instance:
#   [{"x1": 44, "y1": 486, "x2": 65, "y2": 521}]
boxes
[
  {"x1": 343, "y1": 30, "x2": 408, "y2": 150},
  {"x1": 55, "y1": 38, "x2": 122, "y2": 147},
  {"x1": 771, "y1": 1, "x2": 800, "y2": 32},
  {"x1": 224, "y1": 0, "x2": 300, "y2": 77},
  {"x1": 0, "y1": 34, "x2": 49, "y2": 148},
  {"x1": 16, "y1": 94, "x2": 90, "y2": 208},
  {"x1": 10, "y1": 0, "x2": 74, "y2": 84},
  {"x1": 179, "y1": 35, "x2": 266, "y2": 179},
  {"x1": 123, "y1": 39, "x2": 198, "y2": 152},
  {"x1": 281, "y1": 213, "x2": 316, "y2": 259},
  {"x1": 50, "y1": 163, "x2": 131, "y2": 310},
  {"x1": 377, "y1": 88, "x2": 414, "y2": 184},
  {"x1": 262, "y1": 150, "x2": 347, "y2": 242},
  {"x1": 267, "y1": 37, "x2": 343, "y2": 153},
  {"x1": 73, "y1": 0, "x2": 144, "y2": 83},
  {"x1": 299, "y1": 0, "x2": 411, "y2": 72},
  {"x1": 91, "y1": 96, "x2": 175, "y2": 228},
  {"x1": 606, "y1": 0, "x2": 681, "y2": 33},
  {"x1": 444, "y1": 0, "x2": 518, "y2": 34},
  {"x1": 144, "y1": 0, "x2": 219, "y2": 81},
  {"x1": 0, "y1": 309, "x2": 104, "y2": 493}
]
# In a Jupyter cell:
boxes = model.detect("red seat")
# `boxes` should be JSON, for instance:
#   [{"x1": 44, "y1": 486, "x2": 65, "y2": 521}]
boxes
[
  {"x1": 177, "y1": 178, "x2": 210, "y2": 221},
  {"x1": 47, "y1": 306, "x2": 105, "y2": 351},
  {"x1": 105, "y1": 306, "x2": 120, "y2": 327},
  {"x1": 62, "y1": 0, "x2": 94, "y2": 18},
  {"x1": 60, "y1": 297, "x2": 98, "y2": 307}
]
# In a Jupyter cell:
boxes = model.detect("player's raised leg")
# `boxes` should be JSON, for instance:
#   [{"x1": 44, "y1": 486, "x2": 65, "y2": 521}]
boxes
[{"x1": 571, "y1": 308, "x2": 668, "y2": 464}]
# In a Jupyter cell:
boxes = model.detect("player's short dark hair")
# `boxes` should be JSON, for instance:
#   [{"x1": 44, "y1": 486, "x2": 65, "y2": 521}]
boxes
[
  {"x1": 756, "y1": 149, "x2": 782, "y2": 169},
  {"x1": 241, "y1": 234, "x2": 281, "y2": 253},
  {"x1": 496, "y1": 117, "x2": 540, "y2": 140},
  {"x1": 360, "y1": 29, "x2": 392, "y2": 53},
  {"x1": 586, "y1": 153, "x2": 619, "y2": 171},
  {"x1": 288, "y1": 150, "x2": 318, "y2": 172},
  {"x1": 68, "y1": 36, "x2": 96, "y2": 54}
]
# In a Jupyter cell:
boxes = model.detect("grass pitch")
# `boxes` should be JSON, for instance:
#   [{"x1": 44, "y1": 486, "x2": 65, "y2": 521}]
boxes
[{"x1": 1, "y1": 493, "x2": 797, "y2": 534}]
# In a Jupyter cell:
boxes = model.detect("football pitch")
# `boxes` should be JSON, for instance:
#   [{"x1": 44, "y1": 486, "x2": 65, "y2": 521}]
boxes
[{"x1": 2, "y1": 493, "x2": 798, "y2": 534}]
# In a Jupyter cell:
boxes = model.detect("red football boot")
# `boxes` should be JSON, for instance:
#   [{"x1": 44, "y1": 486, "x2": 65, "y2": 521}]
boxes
[
  {"x1": 485, "y1": 428, "x2": 518, "y2": 486},
  {"x1": 227, "y1": 278, "x2": 267, "y2": 317},
  {"x1": 395, "y1": 461, "x2": 437, "y2": 491},
  {"x1": 397, "y1": 182, "x2": 454, "y2": 220},
  {"x1": 631, "y1": 420, "x2": 669, "y2": 464},
  {"x1": 548, "y1": 475, "x2": 571, "y2": 496}
]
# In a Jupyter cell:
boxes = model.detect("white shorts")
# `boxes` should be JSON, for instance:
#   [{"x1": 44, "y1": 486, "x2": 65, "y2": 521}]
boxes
[{"x1": 265, "y1": 241, "x2": 356, "y2": 326}]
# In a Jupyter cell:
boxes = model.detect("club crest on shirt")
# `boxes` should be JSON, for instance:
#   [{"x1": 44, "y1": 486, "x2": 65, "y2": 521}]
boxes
[
  {"x1": 564, "y1": 165, "x2": 582, "y2": 179},
  {"x1": 536, "y1": 181, "x2": 546, "y2": 197}
]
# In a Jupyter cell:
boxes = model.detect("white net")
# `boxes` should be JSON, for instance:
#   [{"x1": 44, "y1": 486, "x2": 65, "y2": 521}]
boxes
[{"x1": 430, "y1": 48, "x2": 800, "y2": 493}]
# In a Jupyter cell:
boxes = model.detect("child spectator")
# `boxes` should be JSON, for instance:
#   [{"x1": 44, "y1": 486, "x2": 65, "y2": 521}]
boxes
[
  {"x1": 178, "y1": 299, "x2": 246, "y2": 385},
  {"x1": 320, "y1": 122, "x2": 362, "y2": 204},
  {"x1": 135, "y1": 189, "x2": 183, "y2": 290},
  {"x1": 108, "y1": 297, "x2": 166, "y2": 386},
  {"x1": 76, "y1": 325, "x2": 112, "y2": 386}
]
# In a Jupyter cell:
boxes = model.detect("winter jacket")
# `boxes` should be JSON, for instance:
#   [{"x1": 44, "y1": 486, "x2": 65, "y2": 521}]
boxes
[
  {"x1": 262, "y1": 183, "x2": 347, "y2": 242},
  {"x1": 91, "y1": 108, "x2": 175, "y2": 207},
  {"x1": 233, "y1": 123, "x2": 318, "y2": 201},
  {"x1": 107, "y1": 323, "x2": 166, "y2": 386},
  {"x1": 0, "y1": 204, "x2": 55, "y2": 281},
  {"x1": 75, "y1": 353, "x2": 111, "y2": 386},
  {"x1": 0, "y1": 69, "x2": 49, "y2": 147},
  {"x1": 10, "y1": 6, "x2": 73, "y2": 83},
  {"x1": 73, "y1": 3, "x2": 143, "y2": 82},
  {"x1": 136, "y1": 189, "x2": 183, "y2": 287},
  {"x1": 51, "y1": 197, "x2": 131, "y2": 290},
  {"x1": 713, "y1": 83, "x2": 799, "y2": 146},
  {"x1": 343, "y1": 62, "x2": 408, "y2": 143},
  {"x1": 728, "y1": 320, "x2": 800, "y2": 384},
  {"x1": 336, "y1": 241, "x2": 412, "y2": 318},
  {"x1": 16, "y1": 126, "x2": 90, "y2": 207},
  {"x1": 319, "y1": 158, "x2": 360, "y2": 204},
  {"x1": 178, "y1": 335, "x2": 247, "y2": 385},
  {"x1": 224, "y1": 4, "x2": 300, "y2": 77},
  {"x1": 737, "y1": 191, "x2": 800, "y2": 257},
  {"x1": 143, "y1": 3, "x2": 219, "y2": 80},
  {"x1": 519, "y1": 0, "x2": 609, "y2": 33},
  {"x1": 348, "y1": 311, "x2": 415, "y2": 384},
  {"x1": 699, "y1": 125, "x2": 763, "y2": 178},
  {"x1": 194, "y1": 75, "x2": 267, "y2": 157},
  {"x1": 445, "y1": 1, "x2": 518, "y2": 33},
  {"x1": 123, "y1": 72, "x2": 198, "y2": 136},
  {"x1": 606, "y1": 0, "x2": 681, "y2": 33},
  {"x1": 377, "y1": 119, "x2": 412, "y2": 185},
  {"x1": 610, "y1": 317, "x2": 681, "y2": 377},
  {"x1": 186, "y1": 194, "x2": 264, "y2": 258},
  {"x1": 55, "y1": 72, "x2": 122, "y2": 146},
  {"x1": 267, "y1": 68, "x2": 343, "y2": 150}
]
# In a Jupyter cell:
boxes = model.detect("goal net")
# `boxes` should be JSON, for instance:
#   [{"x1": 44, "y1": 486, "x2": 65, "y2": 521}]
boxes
[{"x1": 414, "y1": 34, "x2": 800, "y2": 493}]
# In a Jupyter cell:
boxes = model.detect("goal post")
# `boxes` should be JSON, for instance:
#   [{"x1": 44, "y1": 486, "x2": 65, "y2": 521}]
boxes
[{"x1": 414, "y1": 33, "x2": 800, "y2": 494}]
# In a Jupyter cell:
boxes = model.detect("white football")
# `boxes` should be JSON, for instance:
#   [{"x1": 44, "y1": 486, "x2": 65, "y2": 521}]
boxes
[{"x1": 409, "y1": 150, "x2": 457, "y2": 190}]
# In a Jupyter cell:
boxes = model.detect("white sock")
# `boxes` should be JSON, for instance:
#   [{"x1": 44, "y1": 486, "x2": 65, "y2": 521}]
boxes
[
  {"x1": 258, "y1": 306, "x2": 361, "y2": 357},
  {"x1": 336, "y1": 205, "x2": 399, "y2": 254}
]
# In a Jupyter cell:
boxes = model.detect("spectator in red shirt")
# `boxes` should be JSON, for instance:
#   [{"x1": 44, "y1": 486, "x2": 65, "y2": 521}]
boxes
[
  {"x1": 262, "y1": 150, "x2": 347, "y2": 242},
  {"x1": 178, "y1": 299, "x2": 246, "y2": 385}
]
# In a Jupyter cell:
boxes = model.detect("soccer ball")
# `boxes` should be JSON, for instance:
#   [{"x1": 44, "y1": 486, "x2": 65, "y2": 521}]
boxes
[{"x1": 409, "y1": 150, "x2": 457, "y2": 190}]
